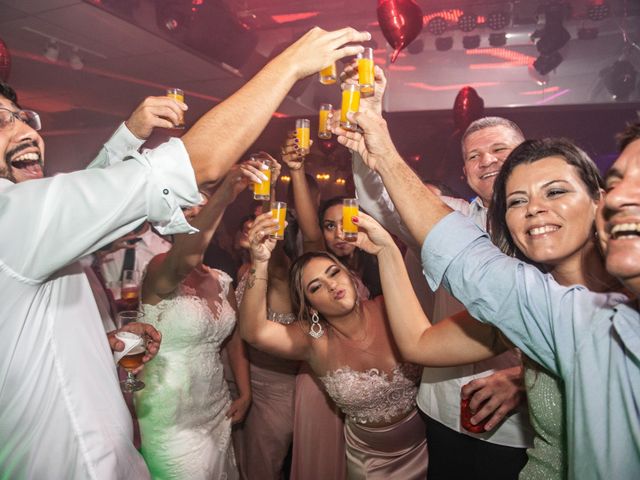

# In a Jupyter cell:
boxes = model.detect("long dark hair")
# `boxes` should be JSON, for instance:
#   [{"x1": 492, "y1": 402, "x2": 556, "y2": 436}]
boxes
[
  {"x1": 318, "y1": 196, "x2": 382, "y2": 297},
  {"x1": 489, "y1": 138, "x2": 603, "y2": 262}
]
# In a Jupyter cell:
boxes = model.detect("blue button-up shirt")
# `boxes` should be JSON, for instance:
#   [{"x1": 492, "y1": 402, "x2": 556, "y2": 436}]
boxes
[{"x1": 421, "y1": 212, "x2": 640, "y2": 480}]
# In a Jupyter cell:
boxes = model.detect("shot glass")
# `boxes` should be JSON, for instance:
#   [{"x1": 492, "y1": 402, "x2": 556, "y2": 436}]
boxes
[
  {"x1": 252, "y1": 156, "x2": 272, "y2": 201},
  {"x1": 296, "y1": 119, "x2": 311, "y2": 155},
  {"x1": 270, "y1": 202, "x2": 287, "y2": 240},
  {"x1": 357, "y1": 47, "x2": 375, "y2": 97},
  {"x1": 342, "y1": 198, "x2": 359, "y2": 242},
  {"x1": 340, "y1": 84, "x2": 361, "y2": 132},
  {"x1": 166, "y1": 87, "x2": 185, "y2": 128},
  {"x1": 318, "y1": 104, "x2": 332, "y2": 140},
  {"x1": 319, "y1": 62, "x2": 337, "y2": 85}
]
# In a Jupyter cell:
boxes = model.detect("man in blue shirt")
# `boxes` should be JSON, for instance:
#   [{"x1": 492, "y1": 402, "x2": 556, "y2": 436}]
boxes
[{"x1": 335, "y1": 111, "x2": 640, "y2": 479}]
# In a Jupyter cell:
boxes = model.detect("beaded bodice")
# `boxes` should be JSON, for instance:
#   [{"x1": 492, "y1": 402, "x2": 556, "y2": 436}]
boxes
[{"x1": 319, "y1": 363, "x2": 421, "y2": 424}]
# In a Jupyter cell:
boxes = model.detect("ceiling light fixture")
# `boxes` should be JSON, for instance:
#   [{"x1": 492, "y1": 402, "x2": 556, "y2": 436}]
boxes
[
  {"x1": 601, "y1": 59, "x2": 638, "y2": 101},
  {"x1": 533, "y1": 51, "x2": 563, "y2": 75},
  {"x1": 486, "y1": 11, "x2": 510, "y2": 31},
  {"x1": 435, "y1": 36, "x2": 453, "y2": 51},
  {"x1": 587, "y1": 1, "x2": 610, "y2": 21},
  {"x1": 427, "y1": 16, "x2": 448, "y2": 36},
  {"x1": 69, "y1": 47, "x2": 84, "y2": 70},
  {"x1": 489, "y1": 33, "x2": 507, "y2": 47},
  {"x1": 462, "y1": 35, "x2": 481, "y2": 50},
  {"x1": 458, "y1": 13, "x2": 478, "y2": 33}
]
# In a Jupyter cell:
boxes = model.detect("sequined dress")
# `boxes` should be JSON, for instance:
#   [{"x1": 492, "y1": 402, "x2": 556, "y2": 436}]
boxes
[
  {"x1": 520, "y1": 366, "x2": 565, "y2": 480},
  {"x1": 135, "y1": 267, "x2": 238, "y2": 479}
]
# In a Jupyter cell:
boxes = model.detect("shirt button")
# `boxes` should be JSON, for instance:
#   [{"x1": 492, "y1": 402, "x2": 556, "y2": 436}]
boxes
[{"x1": 162, "y1": 188, "x2": 169, "y2": 195}]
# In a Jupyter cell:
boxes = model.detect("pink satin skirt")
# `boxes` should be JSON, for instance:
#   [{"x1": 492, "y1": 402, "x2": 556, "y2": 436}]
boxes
[{"x1": 344, "y1": 409, "x2": 428, "y2": 479}]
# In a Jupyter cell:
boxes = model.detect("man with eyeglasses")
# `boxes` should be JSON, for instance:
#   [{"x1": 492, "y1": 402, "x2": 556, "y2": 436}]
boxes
[{"x1": 0, "y1": 26, "x2": 371, "y2": 479}]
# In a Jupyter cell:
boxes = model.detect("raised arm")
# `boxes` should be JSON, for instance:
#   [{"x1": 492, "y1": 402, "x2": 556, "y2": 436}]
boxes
[
  {"x1": 224, "y1": 287, "x2": 252, "y2": 424},
  {"x1": 281, "y1": 135, "x2": 324, "y2": 251},
  {"x1": 335, "y1": 110, "x2": 451, "y2": 246},
  {"x1": 88, "y1": 96, "x2": 185, "y2": 169},
  {"x1": 354, "y1": 213, "x2": 503, "y2": 366},
  {"x1": 238, "y1": 213, "x2": 312, "y2": 361},
  {"x1": 182, "y1": 27, "x2": 370, "y2": 185},
  {"x1": 142, "y1": 161, "x2": 263, "y2": 303}
]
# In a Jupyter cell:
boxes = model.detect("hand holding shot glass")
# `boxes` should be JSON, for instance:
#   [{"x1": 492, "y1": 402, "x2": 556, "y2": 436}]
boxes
[
  {"x1": 166, "y1": 87, "x2": 186, "y2": 128},
  {"x1": 296, "y1": 119, "x2": 311, "y2": 155},
  {"x1": 357, "y1": 47, "x2": 375, "y2": 97},
  {"x1": 250, "y1": 153, "x2": 273, "y2": 201},
  {"x1": 342, "y1": 198, "x2": 359, "y2": 242},
  {"x1": 270, "y1": 202, "x2": 287, "y2": 240},
  {"x1": 340, "y1": 84, "x2": 361, "y2": 131},
  {"x1": 318, "y1": 104, "x2": 332, "y2": 140}
]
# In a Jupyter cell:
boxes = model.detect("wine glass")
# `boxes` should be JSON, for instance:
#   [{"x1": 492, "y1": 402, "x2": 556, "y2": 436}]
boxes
[{"x1": 116, "y1": 310, "x2": 146, "y2": 392}]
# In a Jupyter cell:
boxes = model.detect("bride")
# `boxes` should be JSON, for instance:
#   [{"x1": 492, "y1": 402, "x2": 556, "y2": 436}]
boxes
[{"x1": 134, "y1": 162, "x2": 263, "y2": 479}]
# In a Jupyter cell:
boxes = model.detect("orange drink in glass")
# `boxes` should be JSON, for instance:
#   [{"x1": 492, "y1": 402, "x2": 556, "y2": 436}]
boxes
[
  {"x1": 318, "y1": 104, "x2": 332, "y2": 139},
  {"x1": 270, "y1": 202, "x2": 287, "y2": 240},
  {"x1": 340, "y1": 84, "x2": 360, "y2": 131},
  {"x1": 319, "y1": 63, "x2": 337, "y2": 85},
  {"x1": 342, "y1": 198, "x2": 358, "y2": 242},
  {"x1": 166, "y1": 87, "x2": 185, "y2": 128},
  {"x1": 253, "y1": 160, "x2": 272, "y2": 201},
  {"x1": 357, "y1": 48, "x2": 375, "y2": 97},
  {"x1": 296, "y1": 119, "x2": 310, "y2": 155}
]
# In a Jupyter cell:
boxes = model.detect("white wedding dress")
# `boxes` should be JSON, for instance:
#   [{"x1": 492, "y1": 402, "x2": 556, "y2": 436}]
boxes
[{"x1": 135, "y1": 266, "x2": 239, "y2": 480}]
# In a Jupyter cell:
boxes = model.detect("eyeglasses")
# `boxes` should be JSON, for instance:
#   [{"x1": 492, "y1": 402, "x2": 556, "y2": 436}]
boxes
[{"x1": 0, "y1": 107, "x2": 42, "y2": 131}]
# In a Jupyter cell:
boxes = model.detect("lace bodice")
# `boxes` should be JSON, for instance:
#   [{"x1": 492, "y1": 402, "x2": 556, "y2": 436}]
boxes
[{"x1": 319, "y1": 363, "x2": 421, "y2": 425}]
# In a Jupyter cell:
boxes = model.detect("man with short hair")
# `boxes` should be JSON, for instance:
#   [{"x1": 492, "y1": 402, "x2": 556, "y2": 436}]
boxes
[{"x1": 0, "y1": 26, "x2": 371, "y2": 479}]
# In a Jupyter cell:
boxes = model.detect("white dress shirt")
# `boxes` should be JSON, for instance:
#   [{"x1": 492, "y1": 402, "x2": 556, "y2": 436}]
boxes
[
  {"x1": 352, "y1": 153, "x2": 533, "y2": 448},
  {"x1": 0, "y1": 138, "x2": 200, "y2": 479}
]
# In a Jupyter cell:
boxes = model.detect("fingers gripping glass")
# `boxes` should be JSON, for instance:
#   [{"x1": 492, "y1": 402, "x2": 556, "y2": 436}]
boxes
[{"x1": 0, "y1": 108, "x2": 42, "y2": 131}]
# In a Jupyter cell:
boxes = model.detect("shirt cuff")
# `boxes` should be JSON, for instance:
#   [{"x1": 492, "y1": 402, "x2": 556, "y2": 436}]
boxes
[
  {"x1": 128, "y1": 138, "x2": 201, "y2": 235},
  {"x1": 110, "y1": 122, "x2": 146, "y2": 151},
  {"x1": 420, "y1": 211, "x2": 487, "y2": 291}
]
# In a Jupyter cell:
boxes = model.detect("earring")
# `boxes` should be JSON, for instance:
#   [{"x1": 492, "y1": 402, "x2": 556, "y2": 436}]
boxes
[{"x1": 309, "y1": 310, "x2": 324, "y2": 339}]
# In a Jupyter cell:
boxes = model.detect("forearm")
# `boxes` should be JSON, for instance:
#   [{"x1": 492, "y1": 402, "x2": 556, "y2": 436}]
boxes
[
  {"x1": 226, "y1": 328, "x2": 251, "y2": 399},
  {"x1": 237, "y1": 262, "x2": 270, "y2": 344},
  {"x1": 376, "y1": 244, "x2": 433, "y2": 363},
  {"x1": 182, "y1": 57, "x2": 298, "y2": 185},
  {"x1": 291, "y1": 168, "x2": 323, "y2": 244},
  {"x1": 376, "y1": 152, "x2": 452, "y2": 246}
]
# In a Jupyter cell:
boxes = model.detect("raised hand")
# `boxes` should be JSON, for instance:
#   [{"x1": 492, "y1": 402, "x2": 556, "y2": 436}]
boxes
[
  {"x1": 281, "y1": 131, "x2": 312, "y2": 171},
  {"x1": 340, "y1": 62, "x2": 387, "y2": 115},
  {"x1": 351, "y1": 211, "x2": 396, "y2": 255},
  {"x1": 279, "y1": 27, "x2": 371, "y2": 80},
  {"x1": 247, "y1": 212, "x2": 280, "y2": 264},
  {"x1": 124, "y1": 96, "x2": 188, "y2": 139},
  {"x1": 333, "y1": 110, "x2": 400, "y2": 172}
]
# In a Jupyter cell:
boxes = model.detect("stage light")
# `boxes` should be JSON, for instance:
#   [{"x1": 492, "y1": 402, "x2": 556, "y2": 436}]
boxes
[
  {"x1": 69, "y1": 47, "x2": 84, "y2": 70},
  {"x1": 531, "y1": 2, "x2": 571, "y2": 55},
  {"x1": 458, "y1": 13, "x2": 478, "y2": 33},
  {"x1": 435, "y1": 36, "x2": 453, "y2": 51},
  {"x1": 601, "y1": 60, "x2": 637, "y2": 101},
  {"x1": 486, "y1": 11, "x2": 510, "y2": 31},
  {"x1": 533, "y1": 51, "x2": 563, "y2": 76},
  {"x1": 427, "y1": 16, "x2": 448, "y2": 36},
  {"x1": 489, "y1": 33, "x2": 507, "y2": 47},
  {"x1": 462, "y1": 35, "x2": 481, "y2": 50},
  {"x1": 587, "y1": 1, "x2": 610, "y2": 21}
]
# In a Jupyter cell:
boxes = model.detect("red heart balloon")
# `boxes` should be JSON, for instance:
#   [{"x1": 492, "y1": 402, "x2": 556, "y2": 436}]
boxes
[
  {"x1": 377, "y1": 0, "x2": 423, "y2": 63},
  {"x1": 453, "y1": 86, "x2": 485, "y2": 133},
  {"x1": 0, "y1": 39, "x2": 11, "y2": 82}
]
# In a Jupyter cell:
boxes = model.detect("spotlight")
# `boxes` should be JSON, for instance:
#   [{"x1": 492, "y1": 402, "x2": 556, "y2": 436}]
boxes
[
  {"x1": 458, "y1": 13, "x2": 478, "y2": 33},
  {"x1": 156, "y1": 1, "x2": 189, "y2": 34},
  {"x1": 577, "y1": 27, "x2": 599, "y2": 40},
  {"x1": 435, "y1": 37, "x2": 453, "y2": 52},
  {"x1": 532, "y1": 2, "x2": 571, "y2": 55},
  {"x1": 489, "y1": 33, "x2": 507, "y2": 47},
  {"x1": 587, "y1": 1, "x2": 610, "y2": 21},
  {"x1": 43, "y1": 40, "x2": 59, "y2": 62},
  {"x1": 462, "y1": 35, "x2": 481, "y2": 50},
  {"x1": 533, "y1": 51, "x2": 563, "y2": 75},
  {"x1": 601, "y1": 60, "x2": 638, "y2": 101},
  {"x1": 486, "y1": 11, "x2": 510, "y2": 31},
  {"x1": 407, "y1": 39, "x2": 424, "y2": 55},
  {"x1": 427, "y1": 16, "x2": 448, "y2": 36},
  {"x1": 69, "y1": 47, "x2": 83, "y2": 70}
]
